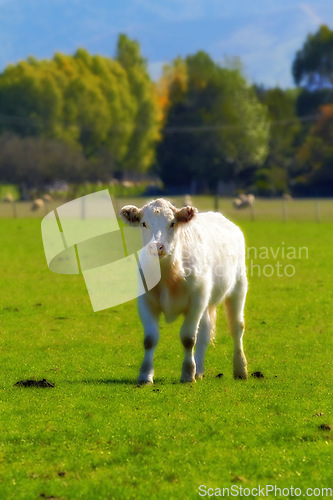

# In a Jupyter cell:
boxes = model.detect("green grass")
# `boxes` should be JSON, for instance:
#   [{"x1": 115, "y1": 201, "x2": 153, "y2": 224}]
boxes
[
  {"x1": 0, "y1": 218, "x2": 332, "y2": 499},
  {"x1": 0, "y1": 184, "x2": 20, "y2": 201}
]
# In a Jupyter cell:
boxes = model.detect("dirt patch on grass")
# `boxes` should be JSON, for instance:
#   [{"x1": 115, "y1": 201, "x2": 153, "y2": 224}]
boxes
[
  {"x1": 319, "y1": 423, "x2": 331, "y2": 431},
  {"x1": 251, "y1": 371, "x2": 264, "y2": 378},
  {"x1": 40, "y1": 494, "x2": 65, "y2": 500},
  {"x1": 231, "y1": 475, "x2": 247, "y2": 483},
  {"x1": 14, "y1": 379, "x2": 55, "y2": 388}
]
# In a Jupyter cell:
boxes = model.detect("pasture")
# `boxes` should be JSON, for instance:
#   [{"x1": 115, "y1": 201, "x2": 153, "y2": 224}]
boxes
[{"x1": 0, "y1": 198, "x2": 332, "y2": 499}]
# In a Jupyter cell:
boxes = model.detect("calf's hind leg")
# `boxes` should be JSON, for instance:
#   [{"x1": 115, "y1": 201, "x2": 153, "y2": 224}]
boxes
[
  {"x1": 225, "y1": 277, "x2": 248, "y2": 379},
  {"x1": 194, "y1": 307, "x2": 216, "y2": 379}
]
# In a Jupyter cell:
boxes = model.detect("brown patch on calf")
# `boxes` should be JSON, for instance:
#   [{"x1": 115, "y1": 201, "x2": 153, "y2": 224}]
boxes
[
  {"x1": 224, "y1": 297, "x2": 234, "y2": 329},
  {"x1": 163, "y1": 260, "x2": 183, "y2": 296},
  {"x1": 119, "y1": 205, "x2": 141, "y2": 225},
  {"x1": 182, "y1": 337, "x2": 195, "y2": 349},
  {"x1": 144, "y1": 335, "x2": 155, "y2": 350},
  {"x1": 175, "y1": 206, "x2": 197, "y2": 223}
]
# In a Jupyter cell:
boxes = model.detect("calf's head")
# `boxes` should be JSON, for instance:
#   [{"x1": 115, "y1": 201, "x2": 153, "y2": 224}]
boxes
[{"x1": 120, "y1": 198, "x2": 197, "y2": 257}]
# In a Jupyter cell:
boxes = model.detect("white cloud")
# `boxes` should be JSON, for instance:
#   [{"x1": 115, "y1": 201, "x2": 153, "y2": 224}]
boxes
[
  {"x1": 216, "y1": 24, "x2": 276, "y2": 54},
  {"x1": 211, "y1": 2, "x2": 328, "y2": 88},
  {"x1": 299, "y1": 3, "x2": 322, "y2": 27}
]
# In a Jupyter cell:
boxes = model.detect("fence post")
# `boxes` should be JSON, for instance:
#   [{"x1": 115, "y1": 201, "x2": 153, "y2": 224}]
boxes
[
  {"x1": 214, "y1": 180, "x2": 224, "y2": 212},
  {"x1": 12, "y1": 201, "x2": 17, "y2": 219},
  {"x1": 315, "y1": 200, "x2": 321, "y2": 223},
  {"x1": 214, "y1": 194, "x2": 219, "y2": 212},
  {"x1": 282, "y1": 200, "x2": 287, "y2": 222},
  {"x1": 250, "y1": 203, "x2": 255, "y2": 221}
]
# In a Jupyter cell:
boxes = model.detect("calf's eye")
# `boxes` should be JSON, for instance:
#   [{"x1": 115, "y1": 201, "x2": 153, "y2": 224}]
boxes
[{"x1": 170, "y1": 222, "x2": 175, "y2": 228}]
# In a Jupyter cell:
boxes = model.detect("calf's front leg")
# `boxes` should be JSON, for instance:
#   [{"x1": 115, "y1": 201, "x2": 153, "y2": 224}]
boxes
[
  {"x1": 137, "y1": 295, "x2": 160, "y2": 385},
  {"x1": 180, "y1": 303, "x2": 204, "y2": 383},
  {"x1": 194, "y1": 306, "x2": 216, "y2": 379}
]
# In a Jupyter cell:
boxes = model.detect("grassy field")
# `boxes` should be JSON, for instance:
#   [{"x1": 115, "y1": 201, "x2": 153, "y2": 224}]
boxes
[{"x1": 0, "y1": 207, "x2": 332, "y2": 498}]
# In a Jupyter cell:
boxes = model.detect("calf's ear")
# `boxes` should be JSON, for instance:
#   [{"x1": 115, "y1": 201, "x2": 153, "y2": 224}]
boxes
[
  {"x1": 119, "y1": 205, "x2": 142, "y2": 225},
  {"x1": 175, "y1": 205, "x2": 198, "y2": 223}
]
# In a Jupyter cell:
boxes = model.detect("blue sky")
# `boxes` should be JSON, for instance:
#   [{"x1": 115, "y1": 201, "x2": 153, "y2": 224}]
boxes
[{"x1": 0, "y1": 0, "x2": 332, "y2": 87}]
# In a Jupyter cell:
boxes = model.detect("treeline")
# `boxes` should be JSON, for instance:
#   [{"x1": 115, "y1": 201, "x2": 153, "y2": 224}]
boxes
[
  {"x1": 0, "y1": 28, "x2": 333, "y2": 196},
  {"x1": 0, "y1": 34, "x2": 161, "y2": 186}
]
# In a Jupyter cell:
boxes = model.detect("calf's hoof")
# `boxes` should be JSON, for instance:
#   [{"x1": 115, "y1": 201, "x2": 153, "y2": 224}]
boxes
[
  {"x1": 233, "y1": 368, "x2": 248, "y2": 380},
  {"x1": 137, "y1": 374, "x2": 154, "y2": 385},
  {"x1": 137, "y1": 380, "x2": 153, "y2": 386},
  {"x1": 233, "y1": 353, "x2": 248, "y2": 380},
  {"x1": 180, "y1": 374, "x2": 196, "y2": 383},
  {"x1": 181, "y1": 360, "x2": 196, "y2": 383}
]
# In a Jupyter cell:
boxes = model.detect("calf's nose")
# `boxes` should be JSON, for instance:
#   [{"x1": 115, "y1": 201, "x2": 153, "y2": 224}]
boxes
[
  {"x1": 157, "y1": 243, "x2": 165, "y2": 255},
  {"x1": 148, "y1": 242, "x2": 165, "y2": 256}
]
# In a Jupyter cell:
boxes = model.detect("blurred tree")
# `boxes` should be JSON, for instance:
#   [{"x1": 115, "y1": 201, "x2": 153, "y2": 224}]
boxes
[
  {"x1": 0, "y1": 134, "x2": 88, "y2": 187},
  {"x1": 295, "y1": 104, "x2": 333, "y2": 195},
  {"x1": 157, "y1": 52, "x2": 269, "y2": 191},
  {"x1": 116, "y1": 34, "x2": 160, "y2": 173},
  {"x1": 0, "y1": 36, "x2": 161, "y2": 183},
  {"x1": 293, "y1": 25, "x2": 333, "y2": 89},
  {"x1": 293, "y1": 25, "x2": 333, "y2": 127},
  {"x1": 254, "y1": 86, "x2": 301, "y2": 195},
  {"x1": 0, "y1": 60, "x2": 63, "y2": 138},
  {"x1": 291, "y1": 25, "x2": 333, "y2": 195}
]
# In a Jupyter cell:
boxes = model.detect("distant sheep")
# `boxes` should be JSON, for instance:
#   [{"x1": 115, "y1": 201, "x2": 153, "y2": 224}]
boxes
[
  {"x1": 232, "y1": 198, "x2": 242, "y2": 209},
  {"x1": 31, "y1": 199, "x2": 44, "y2": 211},
  {"x1": 233, "y1": 194, "x2": 255, "y2": 209},
  {"x1": 3, "y1": 193, "x2": 14, "y2": 203},
  {"x1": 42, "y1": 194, "x2": 53, "y2": 203},
  {"x1": 121, "y1": 181, "x2": 134, "y2": 188}
]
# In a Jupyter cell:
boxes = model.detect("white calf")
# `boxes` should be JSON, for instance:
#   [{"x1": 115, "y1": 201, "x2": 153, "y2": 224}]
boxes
[{"x1": 120, "y1": 198, "x2": 248, "y2": 384}]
